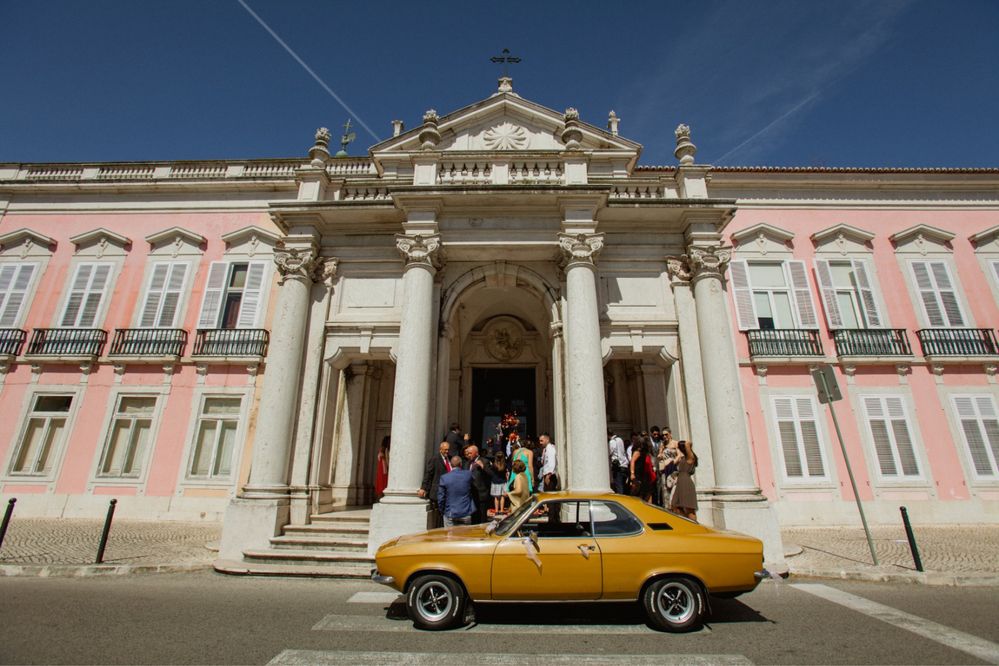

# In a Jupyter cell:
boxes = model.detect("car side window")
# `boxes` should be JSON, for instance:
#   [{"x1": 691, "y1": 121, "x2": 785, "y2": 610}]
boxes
[
  {"x1": 518, "y1": 500, "x2": 592, "y2": 539},
  {"x1": 590, "y1": 500, "x2": 643, "y2": 537}
]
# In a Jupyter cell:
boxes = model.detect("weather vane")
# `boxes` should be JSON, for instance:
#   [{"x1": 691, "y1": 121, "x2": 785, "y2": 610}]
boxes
[
  {"x1": 490, "y1": 48, "x2": 521, "y2": 78},
  {"x1": 336, "y1": 119, "x2": 356, "y2": 157}
]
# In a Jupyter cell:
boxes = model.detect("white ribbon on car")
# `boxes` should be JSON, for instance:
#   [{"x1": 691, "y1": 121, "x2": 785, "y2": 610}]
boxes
[{"x1": 522, "y1": 537, "x2": 543, "y2": 572}]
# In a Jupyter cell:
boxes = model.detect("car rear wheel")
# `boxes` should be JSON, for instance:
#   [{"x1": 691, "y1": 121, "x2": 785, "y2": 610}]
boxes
[
  {"x1": 406, "y1": 574, "x2": 466, "y2": 630},
  {"x1": 642, "y1": 576, "x2": 705, "y2": 632}
]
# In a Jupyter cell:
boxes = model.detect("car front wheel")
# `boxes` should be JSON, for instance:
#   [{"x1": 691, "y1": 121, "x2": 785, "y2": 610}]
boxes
[
  {"x1": 406, "y1": 574, "x2": 466, "y2": 630},
  {"x1": 642, "y1": 576, "x2": 705, "y2": 632}
]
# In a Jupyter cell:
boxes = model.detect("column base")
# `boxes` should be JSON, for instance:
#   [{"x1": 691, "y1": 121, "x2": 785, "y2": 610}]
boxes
[
  {"x1": 698, "y1": 490, "x2": 787, "y2": 571},
  {"x1": 218, "y1": 497, "x2": 290, "y2": 561},
  {"x1": 368, "y1": 494, "x2": 429, "y2": 557}
]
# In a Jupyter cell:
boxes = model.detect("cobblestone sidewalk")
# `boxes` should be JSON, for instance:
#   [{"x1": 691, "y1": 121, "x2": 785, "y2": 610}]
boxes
[
  {"x1": 0, "y1": 518, "x2": 220, "y2": 567},
  {"x1": 783, "y1": 525, "x2": 999, "y2": 576}
]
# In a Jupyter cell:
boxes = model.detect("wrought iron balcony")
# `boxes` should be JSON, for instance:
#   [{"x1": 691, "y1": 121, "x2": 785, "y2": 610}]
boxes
[
  {"x1": 915, "y1": 328, "x2": 999, "y2": 357},
  {"x1": 193, "y1": 329, "x2": 269, "y2": 357},
  {"x1": 746, "y1": 329, "x2": 824, "y2": 357},
  {"x1": 110, "y1": 328, "x2": 187, "y2": 357},
  {"x1": 0, "y1": 328, "x2": 27, "y2": 356},
  {"x1": 832, "y1": 329, "x2": 912, "y2": 357},
  {"x1": 28, "y1": 328, "x2": 107, "y2": 356}
]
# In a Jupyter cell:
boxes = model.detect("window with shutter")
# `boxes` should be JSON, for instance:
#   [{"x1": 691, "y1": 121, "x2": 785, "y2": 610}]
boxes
[
  {"x1": 0, "y1": 263, "x2": 37, "y2": 328},
  {"x1": 197, "y1": 262, "x2": 229, "y2": 328},
  {"x1": 786, "y1": 260, "x2": 819, "y2": 329},
  {"x1": 139, "y1": 262, "x2": 188, "y2": 328},
  {"x1": 862, "y1": 395, "x2": 921, "y2": 479},
  {"x1": 8, "y1": 394, "x2": 73, "y2": 476},
  {"x1": 729, "y1": 260, "x2": 757, "y2": 331},
  {"x1": 772, "y1": 396, "x2": 828, "y2": 481},
  {"x1": 60, "y1": 263, "x2": 113, "y2": 327},
  {"x1": 951, "y1": 395, "x2": 999, "y2": 478},
  {"x1": 910, "y1": 261, "x2": 965, "y2": 327},
  {"x1": 235, "y1": 262, "x2": 267, "y2": 329}
]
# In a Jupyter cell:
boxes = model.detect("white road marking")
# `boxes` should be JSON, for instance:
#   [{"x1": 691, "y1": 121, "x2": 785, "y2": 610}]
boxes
[
  {"x1": 269, "y1": 650, "x2": 751, "y2": 665},
  {"x1": 346, "y1": 592, "x2": 401, "y2": 604},
  {"x1": 791, "y1": 583, "x2": 999, "y2": 665},
  {"x1": 312, "y1": 613, "x2": 709, "y2": 634}
]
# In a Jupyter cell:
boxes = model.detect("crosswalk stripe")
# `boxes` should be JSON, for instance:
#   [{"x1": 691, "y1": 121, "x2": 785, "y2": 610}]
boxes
[
  {"x1": 269, "y1": 650, "x2": 752, "y2": 665},
  {"x1": 346, "y1": 592, "x2": 401, "y2": 604},
  {"x1": 790, "y1": 584, "x2": 999, "y2": 665},
  {"x1": 312, "y1": 613, "x2": 708, "y2": 634}
]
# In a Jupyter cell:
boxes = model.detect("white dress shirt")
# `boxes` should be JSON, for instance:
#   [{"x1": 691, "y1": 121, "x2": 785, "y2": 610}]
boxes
[
  {"x1": 540, "y1": 442, "x2": 557, "y2": 476},
  {"x1": 609, "y1": 436, "x2": 628, "y2": 467}
]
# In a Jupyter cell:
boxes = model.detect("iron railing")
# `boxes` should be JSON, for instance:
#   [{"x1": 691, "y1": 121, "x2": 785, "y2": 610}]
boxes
[
  {"x1": 832, "y1": 329, "x2": 912, "y2": 357},
  {"x1": 746, "y1": 329, "x2": 824, "y2": 357},
  {"x1": 28, "y1": 328, "x2": 107, "y2": 356},
  {"x1": 193, "y1": 329, "x2": 269, "y2": 357},
  {"x1": 0, "y1": 329, "x2": 27, "y2": 356},
  {"x1": 915, "y1": 328, "x2": 999, "y2": 356},
  {"x1": 110, "y1": 328, "x2": 187, "y2": 356}
]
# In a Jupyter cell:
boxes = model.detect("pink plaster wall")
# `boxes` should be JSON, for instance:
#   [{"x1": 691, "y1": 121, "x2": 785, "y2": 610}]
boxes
[
  {"x1": 726, "y1": 209, "x2": 999, "y2": 505},
  {"x1": 0, "y1": 211, "x2": 279, "y2": 504}
]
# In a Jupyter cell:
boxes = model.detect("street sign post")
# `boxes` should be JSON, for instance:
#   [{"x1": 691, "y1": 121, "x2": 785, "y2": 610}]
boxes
[{"x1": 811, "y1": 365, "x2": 879, "y2": 565}]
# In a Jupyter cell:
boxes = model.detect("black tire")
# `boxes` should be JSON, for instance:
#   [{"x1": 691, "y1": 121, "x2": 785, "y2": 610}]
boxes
[
  {"x1": 642, "y1": 576, "x2": 705, "y2": 632},
  {"x1": 406, "y1": 574, "x2": 467, "y2": 630}
]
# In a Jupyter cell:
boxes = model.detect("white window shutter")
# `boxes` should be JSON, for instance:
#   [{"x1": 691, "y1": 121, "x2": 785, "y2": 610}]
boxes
[
  {"x1": 197, "y1": 262, "x2": 228, "y2": 329},
  {"x1": 786, "y1": 260, "x2": 819, "y2": 329},
  {"x1": 813, "y1": 259, "x2": 844, "y2": 329},
  {"x1": 139, "y1": 264, "x2": 169, "y2": 328},
  {"x1": 774, "y1": 398, "x2": 803, "y2": 477},
  {"x1": 886, "y1": 397, "x2": 919, "y2": 476},
  {"x1": 911, "y1": 261, "x2": 945, "y2": 327},
  {"x1": 930, "y1": 262, "x2": 965, "y2": 326},
  {"x1": 0, "y1": 264, "x2": 36, "y2": 327},
  {"x1": 729, "y1": 260, "x2": 757, "y2": 330},
  {"x1": 795, "y1": 397, "x2": 826, "y2": 477},
  {"x1": 60, "y1": 264, "x2": 91, "y2": 326},
  {"x1": 852, "y1": 259, "x2": 883, "y2": 328},
  {"x1": 236, "y1": 262, "x2": 267, "y2": 329},
  {"x1": 864, "y1": 396, "x2": 898, "y2": 476},
  {"x1": 61, "y1": 263, "x2": 112, "y2": 327},
  {"x1": 157, "y1": 263, "x2": 188, "y2": 328}
]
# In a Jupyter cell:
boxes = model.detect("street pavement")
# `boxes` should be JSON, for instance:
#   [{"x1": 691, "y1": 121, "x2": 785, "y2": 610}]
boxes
[{"x1": 1, "y1": 571, "x2": 998, "y2": 665}]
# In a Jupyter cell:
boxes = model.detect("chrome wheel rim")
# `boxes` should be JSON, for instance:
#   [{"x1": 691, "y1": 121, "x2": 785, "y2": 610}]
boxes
[
  {"x1": 415, "y1": 581, "x2": 453, "y2": 622},
  {"x1": 657, "y1": 581, "x2": 695, "y2": 624}
]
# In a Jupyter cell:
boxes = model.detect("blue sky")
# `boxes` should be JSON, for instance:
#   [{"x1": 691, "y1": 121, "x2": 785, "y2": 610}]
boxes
[{"x1": 2, "y1": 0, "x2": 997, "y2": 167}]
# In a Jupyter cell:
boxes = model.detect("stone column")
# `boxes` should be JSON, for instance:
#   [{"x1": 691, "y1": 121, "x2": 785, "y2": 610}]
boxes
[
  {"x1": 368, "y1": 233, "x2": 443, "y2": 554},
  {"x1": 686, "y1": 243, "x2": 785, "y2": 565},
  {"x1": 558, "y1": 232, "x2": 610, "y2": 493},
  {"x1": 219, "y1": 232, "x2": 319, "y2": 560}
]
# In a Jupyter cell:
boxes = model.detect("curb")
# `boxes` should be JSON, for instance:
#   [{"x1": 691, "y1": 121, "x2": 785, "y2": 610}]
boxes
[
  {"x1": 0, "y1": 562, "x2": 213, "y2": 578},
  {"x1": 788, "y1": 566, "x2": 999, "y2": 587}
]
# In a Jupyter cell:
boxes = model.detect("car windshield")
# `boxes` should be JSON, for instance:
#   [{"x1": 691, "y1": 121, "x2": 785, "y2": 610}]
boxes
[{"x1": 493, "y1": 496, "x2": 538, "y2": 536}]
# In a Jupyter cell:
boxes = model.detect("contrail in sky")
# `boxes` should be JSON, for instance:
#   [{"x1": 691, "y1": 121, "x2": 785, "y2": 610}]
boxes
[
  {"x1": 714, "y1": 89, "x2": 822, "y2": 164},
  {"x1": 236, "y1": 0, "x2": 381, "y2": 143}
]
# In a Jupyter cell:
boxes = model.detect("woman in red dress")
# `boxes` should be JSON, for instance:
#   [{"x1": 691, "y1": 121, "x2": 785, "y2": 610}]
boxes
[{"x1": 374, "y1": 436, "x2": 390, "y2": 499}]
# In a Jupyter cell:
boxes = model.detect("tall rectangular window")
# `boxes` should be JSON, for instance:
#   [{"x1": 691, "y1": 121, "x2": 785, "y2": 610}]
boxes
[
  {"x1": 139, "y1": 263, "x2": 189, "y2": 328},
  {"x1": 862, "y1": 396, "x2": 921, "y2": 478},
  {"x1": 188, "y1": 396, "x2": 242, "y2": 479},
  {"x1": 730, "y1": 260, "x2": 818, "y2": 330},
  {"x1": 910, "y1": 261, "x2": 965, "y2": 327},
  {"x1": 61, "y1": 263, "x2": 113, "y2": 327},
  {"x1": 0, "y1": 263, "x2": 37, "y2": 327},
  {"x1": 98, "y1": 396, "x2": 157, "y2": 478},
  {"x1": 771, "y1": 396, "x2": 827, "y2": 480},
  {"x1": 9, "y1": 395, "x2": 73, "y2": 476},
  {"x1": 951, "y1": 395, "x2": 999, "y2": 478},
  {"x1": 197, "y1": 262, "x2": 267, "y2": 329},
  {"x1": 814, "y1": 259, "x2": 882, "y2": 329}
]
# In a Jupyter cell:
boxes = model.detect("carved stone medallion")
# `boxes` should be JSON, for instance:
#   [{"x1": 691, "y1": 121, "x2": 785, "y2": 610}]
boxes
[
  {"x1": 486, "y1": 325, "x2": 524, "y2": 362},
  {"x1": 483, "y1": 122, "x2": 529, "y2": 150}
]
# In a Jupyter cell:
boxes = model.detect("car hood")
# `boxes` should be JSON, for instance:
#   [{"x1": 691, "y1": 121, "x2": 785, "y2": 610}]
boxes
[{"x1": 394, "y1": 524, "x2": 495, "y2": 545}]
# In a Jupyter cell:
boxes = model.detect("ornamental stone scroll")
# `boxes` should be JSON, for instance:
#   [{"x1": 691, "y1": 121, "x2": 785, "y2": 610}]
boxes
[
  {"x1": 686, "y1": 245, "x2": 732, "y2": 283},
  {"x1": 557, "y1": 232, "x2": 604, "y2": 267},
  {"x1": 396, "y1": 233, "x2": 444, "y2": 270},
  {"x1": 274, "y1": 246, "x2": 320, "y2": 284}
]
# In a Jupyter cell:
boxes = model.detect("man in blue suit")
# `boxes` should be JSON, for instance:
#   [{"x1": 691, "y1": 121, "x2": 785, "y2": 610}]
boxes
[{"x1": 437, "y1": 456, "x2": 475, "y2": 528}]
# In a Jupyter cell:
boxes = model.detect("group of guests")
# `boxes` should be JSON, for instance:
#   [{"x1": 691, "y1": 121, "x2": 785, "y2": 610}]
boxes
[
  {"x1": 419, "y1": 423, "x2": 558, "y2": 528},
  {"x1": 609, "y1": 425, "x2": 699, "y2": 522}
]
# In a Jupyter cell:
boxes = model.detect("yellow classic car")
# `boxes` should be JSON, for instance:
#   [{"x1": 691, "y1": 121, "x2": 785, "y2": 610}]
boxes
[{"x1": 372, "y1": 491, "x2": 766, "y2": 631}]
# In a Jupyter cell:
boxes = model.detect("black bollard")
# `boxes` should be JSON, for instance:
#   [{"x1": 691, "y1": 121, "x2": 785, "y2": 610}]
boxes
[
  {"x1": 899, "y1": 506, "x2": 923, "y2": 572},
  {"x1": 0, "y1": 498, "x2": 15, "y2": 550},
  {"x1": 95, "y1": 499, "x2": 118, "y2": 564}
]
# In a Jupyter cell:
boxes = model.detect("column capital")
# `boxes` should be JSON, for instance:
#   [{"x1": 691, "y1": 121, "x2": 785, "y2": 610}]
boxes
[
  {"x1": 686, "y1": 245, "x2": 732, "y2": 283},
  {"x1": 665, "y1": 255, "x2": 693, "y2": 285},
  {"x1": 558, "y1": 232, "x2": 604, "y2": 268},
  {"x1": 312, "y1": 256, "x2": 339, "y2": 285},
  {"x1": 396, "y1": 233, "x2": 444, "y2": 270},
  {"x1": 274, "y1": 245, "x2": 320, "y2": 284}
]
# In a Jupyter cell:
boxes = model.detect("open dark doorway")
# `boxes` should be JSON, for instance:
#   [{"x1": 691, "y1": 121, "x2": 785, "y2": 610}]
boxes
[{"x1": 471, "y1": 367, "x2": 536, "y2": 447}]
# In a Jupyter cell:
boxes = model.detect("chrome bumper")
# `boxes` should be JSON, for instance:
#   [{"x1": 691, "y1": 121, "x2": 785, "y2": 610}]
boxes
[
  {"x1": 371, "y1": 569, "x2": 395, "y2": 586},
  {"x1": 754, "y1": 570, "x2": 769, "y2": 582}
]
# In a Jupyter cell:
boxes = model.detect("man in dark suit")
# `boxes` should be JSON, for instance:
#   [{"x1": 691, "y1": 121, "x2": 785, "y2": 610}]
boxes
[
  {"x1": 445, "y1": 423, "x2": 463, "y2": 459},
  {"x1": 463, "y1": 444, "x2": 492, "y2": 524},
  {"x1": 418, "y1": 441, "x2": 453, "y2": 529}
]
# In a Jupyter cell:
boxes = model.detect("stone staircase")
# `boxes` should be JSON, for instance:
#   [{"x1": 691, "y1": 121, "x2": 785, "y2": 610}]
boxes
[{"x1": 215, "y1": 507, "x2": 374, "y2": 578}]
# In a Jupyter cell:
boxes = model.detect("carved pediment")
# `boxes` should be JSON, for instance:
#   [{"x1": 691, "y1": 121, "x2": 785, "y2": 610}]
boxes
[
  {"x1": 731, "y1": 223, "x2": 794, "y2": 256},
  {"x1": 69, "y1": 228, "x2": 130, "y2": 258},
  {"x1": 890, "y1": 224, "x2": 955, "y2": 255},
  {"x1": 811, "y1": 223, "x2": 875, "y2": 255}
]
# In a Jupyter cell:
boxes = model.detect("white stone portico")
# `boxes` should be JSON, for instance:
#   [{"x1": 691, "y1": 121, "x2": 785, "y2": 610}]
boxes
[{"x1": 216, "y1": 77, "x2": 786, "y2": 566}]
